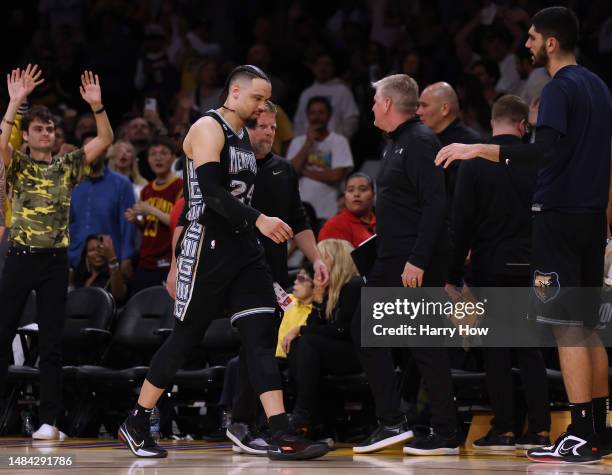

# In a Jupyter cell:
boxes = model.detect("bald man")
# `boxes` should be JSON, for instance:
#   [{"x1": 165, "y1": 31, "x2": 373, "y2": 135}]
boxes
[{"x1": 417, "y1": 82, "x2": 482, "y2": 208}]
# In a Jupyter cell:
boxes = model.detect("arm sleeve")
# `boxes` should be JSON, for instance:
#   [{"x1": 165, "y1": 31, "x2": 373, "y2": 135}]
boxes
[
  {"x1": 196, "y1": 162, "x2": 261, "y2": 232},
  {"x1": 448, "y1": 162, "x2": 477, "y2": 286},
  {"x1": 408, "y1": 138, "x2": 447, "y2": 270},
  {"x1": 499, "y1": 126, "x2": 560, "y2": 168},
  {"x1": 300, "y1": 278, "x2": 361, "y2": 339}
]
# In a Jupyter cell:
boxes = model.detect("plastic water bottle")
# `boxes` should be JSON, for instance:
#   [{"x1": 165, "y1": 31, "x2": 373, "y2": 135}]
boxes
[
  {"x1": 21, "y1": 411, "x2": 34, "y2": 436},
  {"x1": 273, "y1": 282, "x2": 294, "y2": 312},
  {"x1": 150, "y1": 406, "x2": 161, "y2": 442}
]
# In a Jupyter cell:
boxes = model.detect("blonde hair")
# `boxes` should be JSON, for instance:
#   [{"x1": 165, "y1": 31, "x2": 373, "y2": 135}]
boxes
[
  {"x1": 372, "y1": 74, "x2": 419, "y2": 114},
  {"x1": 317, "y1": 239, "x2": 359, "y2": 320},
  {"x1": 107, "y1": 140, "x2": 148, "y2": 186}
]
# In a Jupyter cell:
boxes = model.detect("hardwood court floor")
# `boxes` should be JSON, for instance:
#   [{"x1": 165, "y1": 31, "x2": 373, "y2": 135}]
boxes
[{"x1": 0, "y1": 438, "x2": 611, "y2": 474}]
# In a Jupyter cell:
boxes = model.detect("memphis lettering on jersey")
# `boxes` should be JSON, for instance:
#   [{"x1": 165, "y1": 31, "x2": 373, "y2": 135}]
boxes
[
  {"x1": 229, "y1": 146, "x2": 257, "y2": 174},
  {"x1": 186, "y1": 159, "x2": 204, "y2": 222}
]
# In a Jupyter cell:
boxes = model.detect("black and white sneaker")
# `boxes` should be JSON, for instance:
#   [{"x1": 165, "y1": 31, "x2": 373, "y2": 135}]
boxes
[
  {"x1": 526, "y1": 431, "x2": 601, "y2": 464},
  {"x1": 516, "y1": 432, "x2": 551, "y2": 451},
  {"x1": 227, "y1": 422, "x2": 268, "y2": 456},
  {"x1": 267, "y1": 431, "x2": 330, "y2": 460},
  {"x1": 353, "y1": 419, "x2": 414, "y2": 454},
  {"x1": 118, "y1": 419, "x2": 168, "y2": 458},
  {"x1": 472, "y1": 429, "x2": 516, "y2": 451},
  {"x1": 403, "y1": 431, "x2": 460, "y2": 456}
]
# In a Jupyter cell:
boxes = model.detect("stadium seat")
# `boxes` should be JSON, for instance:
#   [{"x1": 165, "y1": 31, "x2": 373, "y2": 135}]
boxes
[{"x1": 71, "y1": 286, "x2": 173, "y2": 436}]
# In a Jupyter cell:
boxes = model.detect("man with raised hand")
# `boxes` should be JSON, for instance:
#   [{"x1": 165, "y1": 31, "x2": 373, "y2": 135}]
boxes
[{"x1": 0, "y1": 66, "x2": 113, "y2": 440}]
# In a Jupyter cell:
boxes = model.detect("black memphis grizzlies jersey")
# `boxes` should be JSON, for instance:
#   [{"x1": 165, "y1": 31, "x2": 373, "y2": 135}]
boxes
[{"x1": 183, "y1": 109, "x2": 258, "y2": 232}]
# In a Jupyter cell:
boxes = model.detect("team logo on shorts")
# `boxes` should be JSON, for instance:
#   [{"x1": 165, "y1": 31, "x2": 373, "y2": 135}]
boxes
[{"x1": 533, "y1": 270, "x2": 560, "y2": 303}]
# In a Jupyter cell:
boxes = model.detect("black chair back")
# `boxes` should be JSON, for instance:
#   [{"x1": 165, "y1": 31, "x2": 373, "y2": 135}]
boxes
[
  {"x1": 107, "y1": 286, "x2": 174, "y2": 366},
  {"x1": 62, "y1": 287, "x2": 116, "y2": 364}
]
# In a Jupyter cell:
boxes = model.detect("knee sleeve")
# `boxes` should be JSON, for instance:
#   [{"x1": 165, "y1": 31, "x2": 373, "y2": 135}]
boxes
[
  {"x1": 235, "y1": 314, "x2": 281, "y2": 395},
  {"x1": 146, "y1": 321, "x2": 203, "y2": 389}
]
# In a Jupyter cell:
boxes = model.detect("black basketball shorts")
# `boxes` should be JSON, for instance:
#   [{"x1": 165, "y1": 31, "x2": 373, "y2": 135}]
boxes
[
  {"x1": 530, "y1": 211, "x2": 605, "y2": 327},
  {"x1": 174, "y1": 221, "x2": 276, "y2": 326}
]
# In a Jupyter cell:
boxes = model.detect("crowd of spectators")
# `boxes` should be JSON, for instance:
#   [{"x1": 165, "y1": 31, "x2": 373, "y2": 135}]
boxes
[{"x1": 0, "y1": 0, "x2": 610, "y2": 296}]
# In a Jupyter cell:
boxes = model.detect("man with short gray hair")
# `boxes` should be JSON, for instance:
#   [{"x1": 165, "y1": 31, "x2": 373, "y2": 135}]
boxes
[{"x1": 351, "y1": 74, "x2": 458, "y2": 455}]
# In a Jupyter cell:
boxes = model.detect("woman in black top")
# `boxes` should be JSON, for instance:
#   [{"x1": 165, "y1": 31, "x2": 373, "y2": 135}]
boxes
[
  {"x1": 282, "y1": 239, "x2": 363, "y2": 431},
  {"x1": 72, "y1": 234, "x2": 128, "y2": 304}
]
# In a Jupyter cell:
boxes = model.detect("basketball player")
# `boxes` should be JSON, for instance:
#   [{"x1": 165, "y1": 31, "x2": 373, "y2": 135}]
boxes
[
  {"x1": 118, "y1": 65, "x2": 329, "y2": 461},
  {"x1": 435, "y1": 7, "x2": 612, "y2": 464}
]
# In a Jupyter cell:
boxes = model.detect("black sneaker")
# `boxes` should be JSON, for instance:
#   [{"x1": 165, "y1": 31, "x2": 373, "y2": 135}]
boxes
[
  {"x1": 118, "y1": 419, "x2": 168, "y2": 458},
  {"x1": 226, "y1": 422, "x2": 268, "y2": 456},
  {"x1": 526, "y1": 431, "x2": 601, "y2": 464},
  {"x1": 266, "y1": 431, "x2": 329, "y2": 460},
  {"x1": 403, "y1": 431, "x2": 460, "y2": 456},
  {"x1": 353, "y1": 419, "x2": 414, "y2": 454},
  {"x1": 288, "y1": 411, "x2": 311, "y2": 435},
  {"x1": 516, "y1": 432, "x2": 551, "y2": 450},
  {"x1": 597, "y1": 427, "x2": 612, "y2": 458},
  {"x1": 472, "y1": 429, "x2": 516, "y2": 451}
]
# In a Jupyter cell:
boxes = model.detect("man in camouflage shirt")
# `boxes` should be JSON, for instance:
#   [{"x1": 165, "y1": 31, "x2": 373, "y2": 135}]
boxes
[{"x1": 0, "y1": 66, "x2": 113, "y2": 439}]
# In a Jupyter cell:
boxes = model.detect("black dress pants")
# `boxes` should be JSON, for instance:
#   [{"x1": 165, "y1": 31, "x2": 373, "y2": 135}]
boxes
[
  {"x1": 351, "y1": 255, "x2": 457, "y2": 436},
  {"x1": 0, "y1": 246, "x2": 68, "y2": 425}
]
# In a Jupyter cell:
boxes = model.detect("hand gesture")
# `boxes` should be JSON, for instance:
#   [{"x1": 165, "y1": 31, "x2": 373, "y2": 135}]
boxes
[
  {"x1": 125, "y1": 208, "x2": 138, "y2": 223},
  {"x1": 79, "y1": 70, "x2": 102, "y2": 109},
  {"x1": 133, "y1": 200, "x2": 153, "y2": 216},
  {"x1": 306, "y1": 126, "x2": 317, "y2": 145},
  {"x1": 281, "y1": 326, "x2": 301, "y2": 355},
  {"x1": 99, "y1": 235, "x2": 117, "y2": 261},
  {"x1": 401, "y1": 261, "x2": 424, "y2": 288},
  {"x1": 255, "y1": 215, "x2": 293, "y2": 244},
  {"x1": 7, "y1": 64, "x2": 44, "y2": 103},
  {"x1": 435, "y1": 143, "x2": 480, "y2": 169}
]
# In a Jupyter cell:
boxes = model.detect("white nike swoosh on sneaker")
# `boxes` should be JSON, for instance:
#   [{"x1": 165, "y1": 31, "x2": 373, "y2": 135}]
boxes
[
  {"x1": 556, "y1": 436, "x2": 586, "y2": 457},
  {"x1": 121, "y1": 426, "x2": 144, "y2": 452},
  {"x1": 273, "y1": 170, "x2": 283, "y2": 175}
]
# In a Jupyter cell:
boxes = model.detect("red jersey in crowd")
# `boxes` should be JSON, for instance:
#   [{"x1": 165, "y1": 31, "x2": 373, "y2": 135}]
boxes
[
  {"x1": 169, "y1": 196, "x2": 185, "y2": 238},
  {"x1": 139, "y1": 176, "x2": 183, "y2": 269},
  {"x1": 318, "y1": 208, "x2": 376, "y2": 248}
]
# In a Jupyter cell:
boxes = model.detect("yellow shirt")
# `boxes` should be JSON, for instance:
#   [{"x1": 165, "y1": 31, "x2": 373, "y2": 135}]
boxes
[{"x1": 276, "y1": 295, "x2": 312, "y2": 358}]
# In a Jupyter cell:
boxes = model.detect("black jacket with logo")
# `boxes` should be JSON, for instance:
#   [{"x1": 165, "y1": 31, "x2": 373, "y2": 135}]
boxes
[
  {"x1": 252, "y1": 153, "x2": 311, "y2": 287},
  {"x1": 375, "y1": 116, "x2": 449, "y2": 269}
]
